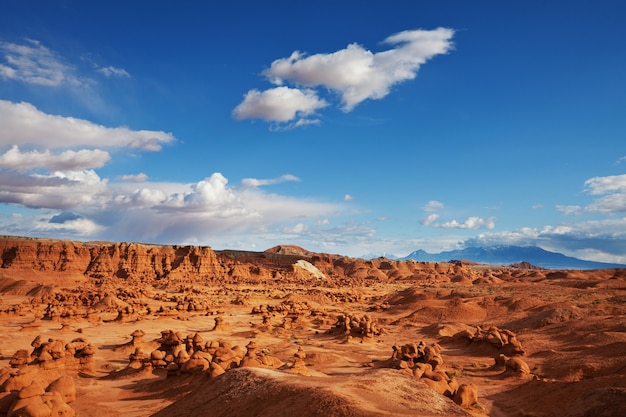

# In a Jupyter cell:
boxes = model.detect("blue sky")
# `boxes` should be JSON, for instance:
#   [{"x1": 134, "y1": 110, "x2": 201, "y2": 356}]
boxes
[{"x1": 1, "y1": 0, "x2": 625, "y2": 263}]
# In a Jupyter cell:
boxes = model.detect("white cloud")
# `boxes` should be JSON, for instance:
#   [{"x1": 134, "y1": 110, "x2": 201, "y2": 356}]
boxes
[
  {"x1": 581, "y1": 174, "x2": 626, "y2": 214},
  {"x1": 554, "y1": 174, "x2": 626, "y2": 216},
  {"x1": 0, "y1": 145, "x2": 110, "y2": 171},
  {"x1": 0, "y1": 100, "x2": 175, "y2": 151},
  {"x1": 311, "y1": 222, "x2": 377, "y2": 246},
  {"x1": 240, "y1": 174, "x2": 300, "y2": 189},
  {"x1": 0, "y1": 39, "x2": 81, "y2": 87},
  {"x1": 557, "y1": 205, "x2": 583, "y2": 215},
  {"x1": 97, "y1": 66, "x2": 130, "y2": 78},
  {"x1": 98, "y1": 174, "x2": 341, "y2": 243},
  {"x1": 118, "y1": 173, "x2": 149, "y2": 182},
  {"x1": 35, "y1": 215, "x2": 104, "y2": 236},
  {"x1": 234, "y1": 28, "x2": 453, "y2": 128},
  {"x1": 261, "y1": 28, "x2": 454, "y2": 111},
  {"x1": 584, "y1": 174, "x2": 626, "y2": 195},
  {"x1": 232, "y1": 86, "x2": 328, "y2": 126},
  {"x1": 431, "y1": 216, "x2": 496, "y2": 230},
  {"x1": 585, "y1": 193, "x2": 626, "y2": 214},
  {"x1": 464, "y1": 217, "x2": 626, "y2": 263},
  {"x1": 283, "y1": 223, "x2": 308, "y2": 234},
  {"x1": 424, "y1": 200, "x2": 444, "y2": 212},
  {"x1": 344, "y1": 194, "x2": 354, "y2": 202},
  {"x1": 0, "y1": 169, "x2": 107, "y2": 210},
  {"x1": 419, "y1": 213, "x2": 439, "y2": 226},
  {"x1": 0, "y1": 170, "x2": 344, "y2": 245}
]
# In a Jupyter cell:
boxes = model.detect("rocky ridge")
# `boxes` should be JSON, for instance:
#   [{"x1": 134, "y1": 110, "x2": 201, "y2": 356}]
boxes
[
  {"x1": 0, "y1": 235, "x2": 625, "y2": 417},
  {"x1": 0, "y1": 236, "x2": 505, "y2": 289}
]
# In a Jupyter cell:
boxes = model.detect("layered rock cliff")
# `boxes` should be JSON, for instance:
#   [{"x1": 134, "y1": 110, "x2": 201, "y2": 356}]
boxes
[
  {"x1": 0, "y1": 236, "x2": 224, "y2": 282},
  {"x1": 0, "y1": 235, "x2": 484, "y2": 289}
]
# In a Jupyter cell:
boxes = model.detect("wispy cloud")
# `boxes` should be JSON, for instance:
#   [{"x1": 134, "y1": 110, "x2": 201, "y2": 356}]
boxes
[
  {"x1": 424, "y1": 200, "x2": 444, "y2": 212},
  {"x1": 233, "y1": 27, "x2": 454, "y2": 128},
  {"x1": 97, "y1": 65, "x2": 130, "y2": 78},
  {"x1": 240, "y1": 174, "x2": 300, "y2": 189},
  {"x1": 419, "y1": 213, "x2": 439, "y2": 226},
  {"x1": 557, "y1": 205, "x2": 583, "y2": 215},
  {"x1": 0, "y1": 38, "x2": 83, "y2": 87},
  {"x1": 118, "y1": 173, "x2": 149, "y2": 182}
]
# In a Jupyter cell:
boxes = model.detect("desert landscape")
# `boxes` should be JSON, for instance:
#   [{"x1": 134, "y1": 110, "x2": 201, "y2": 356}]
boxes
[{"x1": 0, "y1": 235, "x2": 625, "y2": 417}]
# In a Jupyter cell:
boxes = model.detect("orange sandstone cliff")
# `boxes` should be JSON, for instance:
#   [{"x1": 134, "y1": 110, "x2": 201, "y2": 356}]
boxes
[{"x1": 0, "y1": 236, "x2": 483, "y2": 288}]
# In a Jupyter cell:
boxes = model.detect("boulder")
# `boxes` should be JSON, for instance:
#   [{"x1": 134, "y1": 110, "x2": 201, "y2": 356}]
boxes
[
  {"x1": 18, "y1": 380, "x2": 46, "y2": 399},
  {"x1": 453, "y1": 384, "x2": 478, "y2": 408},
  {"x1": 46, "y1": 376, "x2": 76, "y2": 403}
]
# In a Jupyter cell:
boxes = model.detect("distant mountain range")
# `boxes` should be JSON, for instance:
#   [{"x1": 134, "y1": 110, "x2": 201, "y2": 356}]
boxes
[
  {"x1": 365, "y1": 246, "x2": 625, "y2": 270},
  {"x1": 359, "y1": 252, "x2": 400, "y2": 261}
]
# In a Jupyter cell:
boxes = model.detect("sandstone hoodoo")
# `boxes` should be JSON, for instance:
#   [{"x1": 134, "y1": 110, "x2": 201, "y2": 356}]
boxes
[{"x1": 0, "y1": 235, "x2": 625, "y2": 416}]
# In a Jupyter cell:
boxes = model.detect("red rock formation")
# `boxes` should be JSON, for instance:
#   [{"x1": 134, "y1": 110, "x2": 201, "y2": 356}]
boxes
[
  {"x1": 4, "y1": 235, "x2": 616, "y2": 292},
  {"x1": 0, "y1": 236, "x2": 224, "y2": 283}
]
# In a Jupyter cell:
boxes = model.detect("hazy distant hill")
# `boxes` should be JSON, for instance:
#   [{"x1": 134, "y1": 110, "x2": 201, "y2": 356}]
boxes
[
  {"x1": 399, "y1": 246, "x2": 626, "y2": 270},
  {"x1": 360, "y1": 252, "x2": 400, "y2": 260}
]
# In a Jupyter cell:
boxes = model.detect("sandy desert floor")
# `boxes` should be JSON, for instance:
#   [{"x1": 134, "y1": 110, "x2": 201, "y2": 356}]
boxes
[{"x1": 1, "y1": 266, "x2": 626, "y2": 416}]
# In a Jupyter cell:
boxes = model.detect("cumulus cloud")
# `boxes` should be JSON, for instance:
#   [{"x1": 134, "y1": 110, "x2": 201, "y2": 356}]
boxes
[
  {"x1": 344, "y1": 194, "x2": 354, "y2": 202},
  {"x1": 0, "y1": 170, "x2": 344, "y2": 245},
  {"x1": 0, "y1": 145, "x2": 110, "y2": 171},
  {"x1": 97, "y1": 66, "x2": 130, "y2": 78},
  {"x1": 232, "y1": 87, "x2": 328, "y2": 127},
  {"x1": 0, "y1": 101, "x2": 179, "y2": 220},
  {"x1": 0, "y1": 97, "x2": 339, "y2": 245},
  {"x1": 0, "y1": 39, "x2": 81, "y2": 87},
  {"x1": 234, "y1": 28, "x2": 454, "y2": 127},
  {"x1": 262, "y1": 28, "x2": 454, "y2": 111},
  {"x1": 99, "y1": 173, "x2": 341, "y2": 243},
  {"x1": 431, "y1": 216, "x2": 496, "y2": 230},
  {"x1": 0, "y1": 169, "x2": 107, "y2": 210},
  {"x1": 0, "y1": 100, "x2": 175, "y2": 151}
]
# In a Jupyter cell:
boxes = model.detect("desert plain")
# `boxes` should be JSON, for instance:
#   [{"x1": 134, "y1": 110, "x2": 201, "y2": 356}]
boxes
[{"x1": 0, "y1": 235, "x2": 625, "y2": 417}]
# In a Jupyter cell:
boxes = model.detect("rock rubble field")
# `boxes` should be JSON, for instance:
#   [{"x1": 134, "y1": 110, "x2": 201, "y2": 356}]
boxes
[{"x1": 0, "y1": 236, "x2": 625, "y2": 416}]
